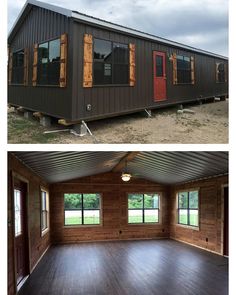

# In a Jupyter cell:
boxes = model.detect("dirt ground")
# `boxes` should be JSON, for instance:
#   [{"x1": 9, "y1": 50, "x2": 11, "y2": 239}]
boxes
[{"x1": 8, "y1": 100, "x2": 228, "y2": 144}]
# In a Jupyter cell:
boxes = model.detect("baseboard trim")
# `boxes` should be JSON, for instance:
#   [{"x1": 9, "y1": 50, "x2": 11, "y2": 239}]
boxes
[
  {"x1": 30, "y1": 244, "x2": 51, "y2": 273},
  {"x1": 54, "y1": 236, "x2": 169, "y2": 245},
  {"x1": 170, "y1": 237, "x2": 223, "y2": 256}
]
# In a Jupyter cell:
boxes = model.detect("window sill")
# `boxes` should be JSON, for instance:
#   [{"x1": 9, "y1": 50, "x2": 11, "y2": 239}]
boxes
[
  {"x1": 128, "y1": 222, "x2": 160, "y2": 225},
  {"x1": 63, "y1": 224, "x2": 102, "y2": 228},
  {"x1": 41, "y1": 228, "x2": 49, "y2": 237},
  {"x1": 176, "y1": 223, "x2": 199, "y2": 231},
  {"x1": 92, "y1": 84, "x2": 131, "y2": 88},
  {"x1": 34, "y1": 84, "x2": 61, "y2": 88},
  {"x1": 174, "y1": 83, "x2": 194, "y2": 86}
]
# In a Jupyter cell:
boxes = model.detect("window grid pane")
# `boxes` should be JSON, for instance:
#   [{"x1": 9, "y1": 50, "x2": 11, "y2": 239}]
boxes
[
  {"x1": 128, "y1": 194, "x2": 160, "y2": 224},
  {"x1": 64, "y1": 194, "x2": 101, "y2": 225},
  {"x1": 128, "y1": 209, "x2": 143, "y2": 223},
  {"x1": 93, "y1": 38, "x2": 129, "y2": 85},
  {"x1": 178, "y1": 191, "x2": 199, "y2": 226},
  {"x1": 12, "y1": 50, "x2": 24, "y2": 84},
  {"x1": 177, "y1": 55, "x2": 191, "y2": 84},
  {"x1": 144, "y1": 209, "x2": 159, "y2": 223},
  {"x1": 14, "y1": 190, "x2": 22, "y2": 236},
  {"x1": 37, "y1": 39, "x2": 60, "y2": 85}
]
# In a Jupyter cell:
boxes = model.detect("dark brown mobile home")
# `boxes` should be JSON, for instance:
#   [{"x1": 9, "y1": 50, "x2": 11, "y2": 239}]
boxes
[{"x1": 8, "y1": 0, "x2": 228, "y2": 123}]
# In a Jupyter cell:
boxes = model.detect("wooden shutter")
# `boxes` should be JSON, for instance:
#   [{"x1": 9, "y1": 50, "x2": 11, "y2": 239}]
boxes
[
  {"x1": 32, "y1": 44, "x2": 38, "y2": 86},
  {"x1": 129, "y1": 43, "x2": 135, "y2": 86},
  {"x1": 60, "y1": 33, "x2": 68, "y2": 88},
  {"x1": 8, "y1": 48, "x2": 13, "y2": 85},
  {"x1": 190, "y1": 56, "x2": 195, "y2": 85},
  {"x1": 172, "y1": 53, "x2": 177, "y2": 85},
  {"x1": 83, "y1": 34, "x2": 93, "y2": 88},
  {"x1": 23, "y1": 48, "x2": 29, "y2": 86},
  {"x1": 215, "y1": 62, "x2": 220, "y2": 82}
]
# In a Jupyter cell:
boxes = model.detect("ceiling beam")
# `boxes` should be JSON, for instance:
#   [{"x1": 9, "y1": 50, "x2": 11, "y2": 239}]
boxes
[{"x1": 112, "y1": 152, "x2": 140, "y2": 172}]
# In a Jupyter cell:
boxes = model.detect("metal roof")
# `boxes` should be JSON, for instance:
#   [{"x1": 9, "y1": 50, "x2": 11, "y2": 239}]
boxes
[
  {"x1": 8, "y1": 0, "x2": 228, "y2": 60},
  {"x1": 12, "y1": 151, "x2": 228, "y2": 184}
]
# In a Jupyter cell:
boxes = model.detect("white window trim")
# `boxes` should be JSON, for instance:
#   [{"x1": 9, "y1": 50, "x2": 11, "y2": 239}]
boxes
[
  {"x1": 176, "y1": 188, "x2": 200, "y2": 230},
  {"x1": 40, "y1": 187, "x2": 50, "y2": 237}
]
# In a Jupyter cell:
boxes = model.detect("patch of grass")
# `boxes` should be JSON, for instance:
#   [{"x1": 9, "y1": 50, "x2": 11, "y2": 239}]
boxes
[
  {"x1": 128, "y1": 215, "x2": 158, "y2": 223},
  {"x1": 8, "y1": 113, "x2": 58, "y2": 144},
  {"x1": 65, "y1": 217, "x2": 100, "y2": 225},
  {"x1": 179, "y1": 213, "x2": 198, "y2": 226}
]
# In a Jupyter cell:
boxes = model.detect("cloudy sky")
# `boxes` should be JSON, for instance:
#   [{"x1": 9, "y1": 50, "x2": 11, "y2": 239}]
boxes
[{"x1": 8, "y1": 0, "x2": 228, "y2": 56}]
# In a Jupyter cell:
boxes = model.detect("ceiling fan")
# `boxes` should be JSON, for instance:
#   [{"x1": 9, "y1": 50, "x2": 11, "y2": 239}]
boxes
[{"x1": 121, "y1": 160, "x2": 142, "y2": 182}]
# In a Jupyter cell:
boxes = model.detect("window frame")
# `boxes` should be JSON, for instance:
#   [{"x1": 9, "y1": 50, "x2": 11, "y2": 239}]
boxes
[
  {"x1": 11, "y1": 48, "x2": 25, "y2": 86},
  {"x1": 64, "y1": 193, "x2": 102, "y2": 227},
  {"x1": 176, "y1": 54, "x2": 192, "y2": 85},
  {"x1": 37, "y1": 36, "x2": 61, "y2": 87},
  {"x1": 40, "y1": 187, "x2": 50, "y2": 236},
  {"x1": 177, "y1": 189, "x2": 199, "y2": 229},
  {"x1": 93, "y1": 37, "x2": 130, "y2": 87},
  {"x1": 127, "y1": 193, "x2": 161, "y2": 225}
]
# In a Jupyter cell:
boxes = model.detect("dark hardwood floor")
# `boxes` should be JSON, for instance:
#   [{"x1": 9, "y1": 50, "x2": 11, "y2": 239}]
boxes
[{"x1": 18, "y1": 239, "x2": 228, "y2": 295}]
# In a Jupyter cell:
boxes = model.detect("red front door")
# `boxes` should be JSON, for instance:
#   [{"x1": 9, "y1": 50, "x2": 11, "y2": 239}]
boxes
[
  {"x1": 14, "y1": 180, "x2": 29, "y2": 285},
  {"x1": 153, "y1": 51, "x2": 167, "y2": 101}
]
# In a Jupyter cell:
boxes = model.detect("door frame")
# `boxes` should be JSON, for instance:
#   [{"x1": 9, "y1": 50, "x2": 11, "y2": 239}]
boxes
[
  {"x1": 11, "y1": 172, "x2": 31, "y2": 292},
  {"x1": 221, "y1": 183, "x2": 228, "y2": 256},
  {"x1": 153, "y1": 50, "x2": 167, "y2": 102}
]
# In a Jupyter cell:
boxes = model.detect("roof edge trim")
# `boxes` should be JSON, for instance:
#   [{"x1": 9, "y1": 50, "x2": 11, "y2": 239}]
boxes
[{"x1": 8, "y1": 0, "x2": 72, "y2": 39}]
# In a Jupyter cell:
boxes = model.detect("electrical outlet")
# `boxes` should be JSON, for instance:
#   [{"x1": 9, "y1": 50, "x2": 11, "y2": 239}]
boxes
[{"x1": 86, "y1": 104, "x2": 92, "y2": 111}]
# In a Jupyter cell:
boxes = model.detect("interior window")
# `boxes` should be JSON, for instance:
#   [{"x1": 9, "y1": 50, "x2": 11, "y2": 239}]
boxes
[
  {"x1": 178, "y1": 190, "x2": 199, "y2": 227},
  {"x1": 128, "y1": 194, "x2": 160, "y2": 224},
  {"x1": 64, "y1": 193, "x2": 101, "y2": 226}
]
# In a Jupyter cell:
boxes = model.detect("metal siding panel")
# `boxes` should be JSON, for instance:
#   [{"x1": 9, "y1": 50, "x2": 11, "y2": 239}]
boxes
[{"x1": 8, "y1": 6, "x2": 73, "y2": 120}]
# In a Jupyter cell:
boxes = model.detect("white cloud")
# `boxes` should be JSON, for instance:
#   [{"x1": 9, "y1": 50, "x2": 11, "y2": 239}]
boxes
[{"x1": 7, "y1": 0, "x2": 228, "y2": 56}]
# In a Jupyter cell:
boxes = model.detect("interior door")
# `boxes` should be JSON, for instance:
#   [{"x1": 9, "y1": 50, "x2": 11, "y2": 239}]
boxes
[
  {"x1": 223, "y1": 186, "x2": 228, "y2": 256},
  {"x1": 153, "y1": 51, "x2": 167, "y2": 102},
  {"x1": 14, "y1": 180, "x2": 29, "y2": 285}
]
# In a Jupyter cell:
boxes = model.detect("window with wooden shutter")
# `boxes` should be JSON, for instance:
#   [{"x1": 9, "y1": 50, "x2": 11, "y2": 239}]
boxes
[
  {"x1": 190, "y1": 56, "x2": 195, "y2": 84},
  {"x1": 8, "y1": 48, "x2": 13, "y2": 85},
  {"x1": 23, "y1": 48, "x2": 29, "y2": 86},
  {"x1": 172, "y1": 53, "x2": 177, "y2": 85},
  {"x1": 83, "y1": 34, "x2": 93, "y2": 88},
  {"x1": 60, "y1": 33, "x2": 67, "y2": 88},
  {"x1": 32, "y1": 44, "x2": 38, "y2": 86},
  {"x1": 129, "y1": 43, "x2": 135, "y2": 86}
]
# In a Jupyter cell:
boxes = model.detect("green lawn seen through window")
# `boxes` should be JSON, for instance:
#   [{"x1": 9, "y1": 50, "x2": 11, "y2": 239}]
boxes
[
  {"x1": 65, "y1": 216, "x2": 100, "y2": 225},
  {"x1": 128, "y1": 215, "x2": 158, "y2": 223},
  {"x1": 179, "y1": 212, "x2": 198, "y2": 226}
]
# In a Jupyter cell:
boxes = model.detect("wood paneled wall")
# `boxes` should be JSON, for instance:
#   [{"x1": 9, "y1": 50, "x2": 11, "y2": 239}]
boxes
[
  {"x1": 8, "y1": 154, "x2": 51, "y2": 295},
  {"x1": 8, "y1": 155, "x2": 228, "y2": 295},
  {"x1": 169, "y1": 176, "x2": 228, "y2": 254},
  {"x1": 50, "y1": 173, "x2": 170, "y2": 243}
]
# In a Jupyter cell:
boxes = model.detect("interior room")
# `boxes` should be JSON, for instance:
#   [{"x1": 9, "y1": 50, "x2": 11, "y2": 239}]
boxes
[{"x1": 8, "y1": 151, "x2": 228, "y2": 295}]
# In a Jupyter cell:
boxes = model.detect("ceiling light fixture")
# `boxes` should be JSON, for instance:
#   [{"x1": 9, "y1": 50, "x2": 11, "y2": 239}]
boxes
[
  {"x1": 121, "y1": 172, "x2": 131, "y2": 182},
  {"x1": 121, "y1": 160, "x2": 132, "y2": 182}
]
